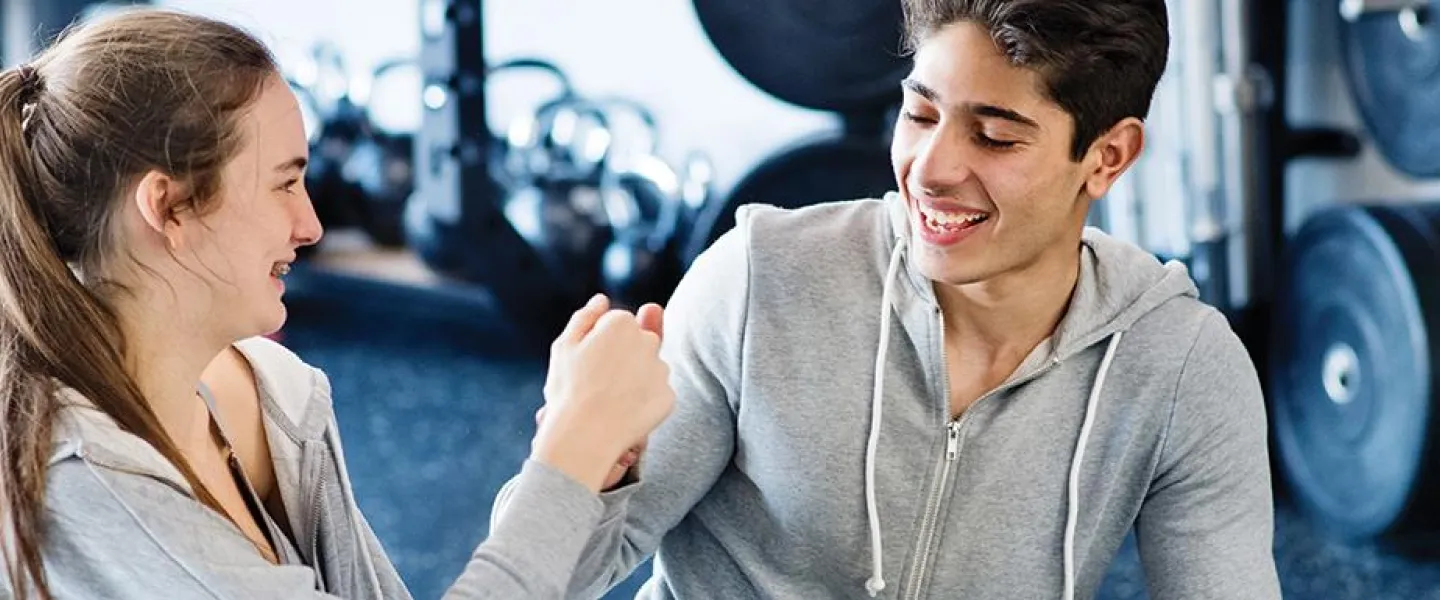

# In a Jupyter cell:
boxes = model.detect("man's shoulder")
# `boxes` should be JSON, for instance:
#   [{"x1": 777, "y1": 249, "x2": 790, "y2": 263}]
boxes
[
  {"x1": 1121, "y1": 297, "x2": 1246, "y2": 373},
  {"x1": 737, "y1": 197, "x2": 890, "y2": 245},
  {"x1": 1126, "y1": 297, "x2": 1258, "y2": 400},
  {"x1": 722, "y1": 197, "x2": 894, "y2": 276}
]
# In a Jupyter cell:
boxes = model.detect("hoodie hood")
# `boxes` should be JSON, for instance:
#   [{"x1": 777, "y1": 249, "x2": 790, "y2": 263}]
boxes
[{"x1": 882, "y1": 191, "x2": 1199, "y2": 358}]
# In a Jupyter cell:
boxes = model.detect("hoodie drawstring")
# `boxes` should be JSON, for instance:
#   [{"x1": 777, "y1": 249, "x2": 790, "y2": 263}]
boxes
[
  {"x1": 1063, "y1": 330, "x2": 1123, "y2": 600},
  {"x1": 865, "y1": 238, "x2": 907, "y2": 597}
]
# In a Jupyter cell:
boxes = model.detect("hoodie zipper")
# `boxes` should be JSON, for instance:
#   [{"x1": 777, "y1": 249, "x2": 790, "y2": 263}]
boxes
[
  {"x1": 902, "y1": 307, "x2": 1067, "y2": 599},
  {"x1": 904, "y1": 418, "x2": 965, "y2": 599},
  {"x1": 902, "y1": 307, "x2": 962, "y2": 600},
  {"x1": 309, "y1": 453, "x2": 329, "y2": 591}
]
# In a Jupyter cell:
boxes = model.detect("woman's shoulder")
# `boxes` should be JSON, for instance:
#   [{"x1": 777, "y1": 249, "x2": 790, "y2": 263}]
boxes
[{"x1": 229, "y1": 336, "x2": 334, "y2": 440}]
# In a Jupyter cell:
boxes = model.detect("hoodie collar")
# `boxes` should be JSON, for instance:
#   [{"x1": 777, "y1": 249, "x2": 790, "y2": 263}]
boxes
[
  {"x1": 48, "y1": 337, "x2": 330, "y2": 483},
  {"x1": 881, "y1": 191, "x2": 1198, "y2": 356}
]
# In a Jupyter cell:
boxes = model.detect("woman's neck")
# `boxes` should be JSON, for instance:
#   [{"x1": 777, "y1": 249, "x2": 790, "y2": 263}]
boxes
[{"x1": 113, "y1": 292, "x2": 228, "y2": 451}]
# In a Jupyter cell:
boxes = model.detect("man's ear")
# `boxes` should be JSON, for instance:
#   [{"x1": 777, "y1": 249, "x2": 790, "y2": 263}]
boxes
[
  {"x1": 132, "y1": 170, "x2": 186, "y2": 250},
  {"x1": 1080, "y1": 117, "x2": 1145, "y2": 200}
]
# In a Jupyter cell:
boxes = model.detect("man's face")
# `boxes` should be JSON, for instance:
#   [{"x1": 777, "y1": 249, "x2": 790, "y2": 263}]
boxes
[{"x1": 890, "y1": 21, "x2": 1103, "y2": 287}]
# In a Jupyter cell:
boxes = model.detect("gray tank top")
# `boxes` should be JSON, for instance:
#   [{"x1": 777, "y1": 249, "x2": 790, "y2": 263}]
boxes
[{"x1": 196, "y1": 382, "x2": 307, "y2": 568}]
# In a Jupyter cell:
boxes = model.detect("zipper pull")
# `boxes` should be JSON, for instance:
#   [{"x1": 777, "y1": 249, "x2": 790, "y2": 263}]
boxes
[{"x1": 946, "y1": 421, "x2": 962, "y2": 461}]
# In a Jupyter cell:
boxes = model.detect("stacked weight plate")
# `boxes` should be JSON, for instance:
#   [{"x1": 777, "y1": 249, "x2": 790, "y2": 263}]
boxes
[
  {"x1": 1271, "y1": 0, "x2": 1440, "y2": 541},
  {"x1": 680, "y1": 0, "x2": 906, "y2": 265}
]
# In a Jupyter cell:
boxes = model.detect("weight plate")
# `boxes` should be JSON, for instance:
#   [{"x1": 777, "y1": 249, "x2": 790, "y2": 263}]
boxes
[
  {"x1": 1270, "y1": 202, "x2": 1440, "y2": 539},
  {"x1": 682, "y1": 133, "x2": 894, "y2": 265},
  {"x1": 1341, "y1": 1, "x2": 1440, "y2": 176},
  {"x1": 692, "y1": 0, "x2": 907, "y2": 113}
]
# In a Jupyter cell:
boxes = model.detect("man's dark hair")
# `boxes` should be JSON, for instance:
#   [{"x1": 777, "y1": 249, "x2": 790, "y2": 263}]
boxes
[{"x1": 901, "y1": 0, "x2": 1169, "y2": 161}]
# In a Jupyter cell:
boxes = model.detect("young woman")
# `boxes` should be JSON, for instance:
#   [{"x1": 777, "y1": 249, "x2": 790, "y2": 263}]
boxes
[{"x1": 0, "y1": 8, "x2": 671, "y2": 599}]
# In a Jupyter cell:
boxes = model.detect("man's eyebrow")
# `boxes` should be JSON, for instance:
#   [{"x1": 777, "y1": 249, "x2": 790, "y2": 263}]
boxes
[{"x1": 902, "y1": 78, "x2": 1040, "y2": 129}]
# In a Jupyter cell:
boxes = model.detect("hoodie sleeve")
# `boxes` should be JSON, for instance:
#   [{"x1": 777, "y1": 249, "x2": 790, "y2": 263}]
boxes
[
  {"x1": 492, "y1": 210, "x2": 752, "y2": 598},
  {"x1": 441, "y1": 459, "x2": 606, "y2": 599},
  {"x1": 1135, "y1": 310, "x2": 1282, "y2": 600}
]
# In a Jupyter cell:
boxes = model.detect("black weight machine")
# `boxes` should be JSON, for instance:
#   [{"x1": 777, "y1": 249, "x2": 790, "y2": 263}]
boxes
[{"x1": 402, "y1": 0, "x2": 581, "y2": 337}]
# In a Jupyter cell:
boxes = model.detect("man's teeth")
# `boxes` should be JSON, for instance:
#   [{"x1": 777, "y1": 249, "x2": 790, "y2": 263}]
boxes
[
  {"x1": 919, "y1": 204, "x2": 988, "y2": 228},
  {"x1": 271, "y1": 263, "x2": 291, "y2": 277}
]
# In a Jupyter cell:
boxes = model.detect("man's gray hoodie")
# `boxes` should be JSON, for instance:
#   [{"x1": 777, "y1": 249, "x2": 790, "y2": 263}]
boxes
[
  {"x1": 496, "y1": 193, "x2": 1281, "y2": 599},
  {"x1": 29, "y1": 336, "x2": 605, "y2": 599}
]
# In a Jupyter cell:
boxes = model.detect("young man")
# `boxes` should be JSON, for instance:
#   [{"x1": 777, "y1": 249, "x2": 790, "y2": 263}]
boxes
[{"x1": 498, "y1": 1, "x2": 1281, "y2": 598}]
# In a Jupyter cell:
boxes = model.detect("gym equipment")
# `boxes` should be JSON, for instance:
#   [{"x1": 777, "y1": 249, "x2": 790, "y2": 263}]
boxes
[
  {"x1": 496, "y1": 94, "x2": 616, "y2": 308},
  {"x1": 488, "y1": 58, "x2": 585, "y2": 188},
  {"x1": 405, "y1": 0, "x2": 892, "y2": 336},
  {"x1": 1339, "y1": 0, "x2": 1440, "y2": 176},
  {"x1": 590, "y1": 97, "x2": 690, "y2": 309},
  {"x1": 502, "y1": 97, "x2": 611, "y2": 187},
  {"x1": 341, "y1": 130, "x2": 415, "y2": 247},
  {"x1": 295, "y1": 43, "x2": 372, "y2": 242},
  {"x1": 692, "y1": 0, "x2": 908, "y2": 113},
  {"x1": 406, "y1": 0, "x2": 708, "y2": 332},
  {"x1": 678, "y1": 0, "x2": 905, "y2": 267},
  {"x1": 501, "y1": 91, "x2": 710, "y2": 311},
  {"x1": 341, "y1": 58, "x2": 423, "y2": 247},
  {"x1": 407, "y1": 0, "x2": 587, "y2": 334},
  {"x1": 682, "y1": 129, "x2": 895, "y2": 266},
  {"x1": 290, "y1": 45, "x2": 420, "y2": 249},
  {"x1": 679, "y1": 150, "x2": 717, "y2": 239},
  {"x1": 300, "y1": 50, "x2": 581, "y2": 253},
  {"x1": 501, "y1": 176, "x2": 610, "y2": 297},
  {"x1": 1270, "y1": 202, "x2": 1440, "y2": 539}
]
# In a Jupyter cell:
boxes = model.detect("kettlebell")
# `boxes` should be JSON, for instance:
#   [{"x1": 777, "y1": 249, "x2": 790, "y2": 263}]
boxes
[
  {"x1": 506, "y1": 95, "x2": 613, "y2": 186},
  {"x1": 485, "y1": 58, "x2": 579, "y2": 189},
  {"x1": 342, "y1": 131, "x2": 414, "y2": 247},
  {"x1": 500, "y1": 95, "x2": 618, "y2": 298},
  {"x1": 341, "y1": 57, "x2": 421, "y2": 248},
  {"x1": 587, "y1": 96, "x2": 690, "y2": 309},
  {"x1": 600, "y1": 155, "x2": 685, "y2": 309},
  {"x1": 294, "y1": 42, "x2": 376, "y2": 242},
  {"x1": 676, "y1": 150, "x2": 716, "y2": 265},
  {"x1": 502, "y1": 176, "x2": 611, "y2": 295}
]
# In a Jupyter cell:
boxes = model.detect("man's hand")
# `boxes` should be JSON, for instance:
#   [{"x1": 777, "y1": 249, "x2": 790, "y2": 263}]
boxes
[{"x1": 536, "y1": 405, "x2": 645, "y2": 491}]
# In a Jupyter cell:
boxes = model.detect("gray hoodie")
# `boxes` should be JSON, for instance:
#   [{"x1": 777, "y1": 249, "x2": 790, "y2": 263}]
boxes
[
  {"x1": 31, "y1": 336, "x2": 606, "y2": 599},
  {"x1": 498, "y1": 193, "x2": 1282, "y2": 599}
]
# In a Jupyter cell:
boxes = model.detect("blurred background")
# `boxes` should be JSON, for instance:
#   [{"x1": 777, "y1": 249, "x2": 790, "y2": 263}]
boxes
[{"x1": 11, "y1": 0, "x2": 1440, "y2": 598}]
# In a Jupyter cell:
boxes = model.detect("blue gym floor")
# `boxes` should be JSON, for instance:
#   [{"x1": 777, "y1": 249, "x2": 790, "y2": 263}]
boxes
[{"x1": 279, "y1": 271, "x2": 1440, "y2": 600}]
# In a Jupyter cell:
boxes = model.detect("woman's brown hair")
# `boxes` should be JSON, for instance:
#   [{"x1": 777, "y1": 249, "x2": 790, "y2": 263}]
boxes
[{"x1": 0, "y1": 8, "x2": 279, "y2": 598}]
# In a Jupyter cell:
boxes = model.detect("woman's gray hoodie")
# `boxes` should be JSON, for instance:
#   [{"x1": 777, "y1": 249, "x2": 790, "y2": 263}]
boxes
[{"x1": 29, "y1": 336, "x2": 600, "y2": 599}]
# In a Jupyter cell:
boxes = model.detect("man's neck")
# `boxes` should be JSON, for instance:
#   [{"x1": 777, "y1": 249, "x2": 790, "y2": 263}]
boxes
[{"x1": 933, "y1": 242, "x2": 1082, "y2": 363}]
